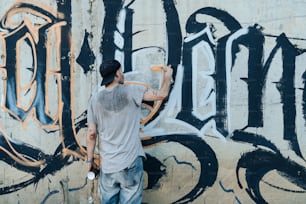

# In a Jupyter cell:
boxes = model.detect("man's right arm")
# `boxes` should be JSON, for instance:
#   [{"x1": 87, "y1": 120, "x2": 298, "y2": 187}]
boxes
[
  {"x1": 86, "y1": 123, "x2": 97, "y2": 171},
  {"x1": 143, "y1": 65, "x2": 173, "y2": 101}
]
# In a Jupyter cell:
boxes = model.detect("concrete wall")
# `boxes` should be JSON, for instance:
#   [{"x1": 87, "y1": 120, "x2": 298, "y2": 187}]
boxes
[{"x1": 0, "y1": 0, "x2": 306, "y2": 203}]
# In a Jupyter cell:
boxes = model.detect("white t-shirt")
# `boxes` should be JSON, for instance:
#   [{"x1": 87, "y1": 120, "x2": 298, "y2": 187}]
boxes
[{"x1": 87, "y1": 84, "x2": 146, "y2": 173}]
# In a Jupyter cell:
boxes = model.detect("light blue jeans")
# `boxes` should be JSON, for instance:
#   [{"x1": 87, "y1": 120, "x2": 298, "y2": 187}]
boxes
[{"x1": 99, "y1": 157, "x2": 143, "y2": 204}]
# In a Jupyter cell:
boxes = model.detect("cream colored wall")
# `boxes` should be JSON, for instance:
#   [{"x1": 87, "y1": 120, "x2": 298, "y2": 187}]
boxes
[{"x1": 0, "y1": 0, "x2": 306, "y2": 203}]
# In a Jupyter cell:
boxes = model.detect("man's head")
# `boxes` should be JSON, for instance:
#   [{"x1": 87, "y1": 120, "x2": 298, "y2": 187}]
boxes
[{"x1": 100, "y1": 59, "x2": 123, "y2": 86}]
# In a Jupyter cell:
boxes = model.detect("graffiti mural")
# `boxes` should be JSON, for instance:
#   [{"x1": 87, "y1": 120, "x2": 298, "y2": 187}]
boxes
[
  {"x1": 0, "y1": 0, "x2": 306, "y2": 203},
  {"x1": 0, "y1": 0, "x2": 88, "y2": 197}
]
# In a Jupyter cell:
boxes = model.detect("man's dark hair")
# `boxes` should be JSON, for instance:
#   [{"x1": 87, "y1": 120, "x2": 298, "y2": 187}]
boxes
[{"x1": 100, "y1": 59, "x2": 121, "y2": 86}]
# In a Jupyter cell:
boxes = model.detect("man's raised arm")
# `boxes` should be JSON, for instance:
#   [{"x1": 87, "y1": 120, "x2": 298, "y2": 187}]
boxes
[{"x1": 143, "y1": 65, "x2": 173, "y2": 101}]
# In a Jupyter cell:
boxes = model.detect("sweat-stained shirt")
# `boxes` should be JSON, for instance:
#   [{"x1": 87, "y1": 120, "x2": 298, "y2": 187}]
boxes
[{"x1": 87, "y1": 84, "x2": 146, "y2": 173}]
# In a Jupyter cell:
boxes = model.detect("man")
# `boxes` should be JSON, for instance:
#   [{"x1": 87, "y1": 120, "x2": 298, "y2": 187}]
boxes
[{"x1": 86, "y1": 59, "x2": 173, "y2": 204}]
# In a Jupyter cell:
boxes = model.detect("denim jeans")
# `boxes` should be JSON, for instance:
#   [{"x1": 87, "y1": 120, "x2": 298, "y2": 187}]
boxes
[{"x1": 99, "y1": 156, "x2": 143, "y2": 204}]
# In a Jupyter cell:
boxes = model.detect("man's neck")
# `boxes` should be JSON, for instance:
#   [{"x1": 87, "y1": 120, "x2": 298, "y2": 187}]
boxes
[{"x1": 105, "y1": 81, "x2": 118, "y2": 89}]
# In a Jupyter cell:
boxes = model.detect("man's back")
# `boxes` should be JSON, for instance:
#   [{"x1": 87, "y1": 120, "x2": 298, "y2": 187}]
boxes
[{"x1": 87, "y1": 84, "x2": 146, "y2": 173}]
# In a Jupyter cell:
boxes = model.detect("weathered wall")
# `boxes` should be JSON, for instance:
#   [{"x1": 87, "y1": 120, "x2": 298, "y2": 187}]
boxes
[{"x1": 0, "y1": 0, "x2": 306, "y2": 203}]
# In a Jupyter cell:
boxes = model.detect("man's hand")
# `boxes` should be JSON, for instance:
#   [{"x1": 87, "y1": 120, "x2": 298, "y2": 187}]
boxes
[
  {"x1": 87, "y1": 157, "x2": 100, "y2": 178},
  {"x1": 162, "y1": 65, "x2": 173, "y2": 83}
]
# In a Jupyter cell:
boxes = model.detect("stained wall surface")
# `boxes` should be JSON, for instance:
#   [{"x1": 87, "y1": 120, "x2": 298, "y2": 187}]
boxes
[{"x1": 0, "y1": 0, "x2": 306, "y2": 203}]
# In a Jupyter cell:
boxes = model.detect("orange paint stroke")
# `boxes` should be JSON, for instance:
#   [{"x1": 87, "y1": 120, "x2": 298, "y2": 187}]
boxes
[{"x1": 0, "y1": 130, "x2": 45, "y2": 166}]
